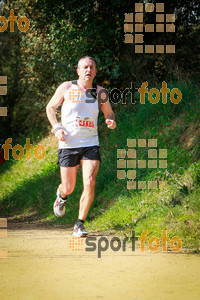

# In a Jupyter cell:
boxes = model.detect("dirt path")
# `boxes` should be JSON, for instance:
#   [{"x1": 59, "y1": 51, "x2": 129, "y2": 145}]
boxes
[{"x1": 0, "y1": 223, "x2": 199, "y2": 300}]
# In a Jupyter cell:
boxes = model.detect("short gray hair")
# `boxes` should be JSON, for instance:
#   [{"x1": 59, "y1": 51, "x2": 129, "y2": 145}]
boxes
[{"x1": 78, "y1": 56, "x2": 96, "y2": 69}]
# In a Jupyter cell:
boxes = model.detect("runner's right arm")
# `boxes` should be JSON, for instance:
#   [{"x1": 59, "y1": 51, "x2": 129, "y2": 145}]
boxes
[{"x1": 46, "y1": 81, "x2": 72, "y2": 141}]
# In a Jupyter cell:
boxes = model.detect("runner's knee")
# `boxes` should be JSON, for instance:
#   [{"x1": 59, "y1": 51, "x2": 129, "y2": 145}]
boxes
[
  {"x1": 60, "y1": 184, "x2": 75, "y2": 197},
  {"x1": 84, "y1": 177, "x2": 96, "y2": 190}
]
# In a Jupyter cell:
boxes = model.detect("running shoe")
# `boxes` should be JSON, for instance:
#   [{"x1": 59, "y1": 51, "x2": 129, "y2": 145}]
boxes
[
  {"x1": 73, "y1": 222, "x2": 88, "y2": 237},
  {"x1": 53, "y1": 188, "x2": 67, "y2": 218}
]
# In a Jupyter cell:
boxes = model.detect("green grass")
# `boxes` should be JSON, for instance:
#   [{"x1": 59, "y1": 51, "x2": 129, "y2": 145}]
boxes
[{"x1": 0, "y1": 79, "x2": 200, "y2": 251}]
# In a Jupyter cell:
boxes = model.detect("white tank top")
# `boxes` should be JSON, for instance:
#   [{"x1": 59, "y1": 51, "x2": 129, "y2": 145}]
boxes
[{"x1": 59, "y1": 81, "x2": 99, "y2": 149}]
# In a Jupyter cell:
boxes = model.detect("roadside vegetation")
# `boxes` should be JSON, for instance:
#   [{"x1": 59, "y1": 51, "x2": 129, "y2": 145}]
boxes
[
  {"x1": 0, "y1": 1, "x2": 199, "y2": 251},
  {"x1": 0, "y1": 80, "x2": 199, "y2": 251}
]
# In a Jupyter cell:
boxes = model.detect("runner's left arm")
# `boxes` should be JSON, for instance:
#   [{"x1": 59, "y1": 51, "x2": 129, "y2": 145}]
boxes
[{"x1": 97, "y1": 86, "x2": 116, "y2": 129}]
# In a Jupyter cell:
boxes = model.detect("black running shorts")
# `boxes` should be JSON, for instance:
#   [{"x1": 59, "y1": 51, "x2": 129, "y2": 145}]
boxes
[{"x1": 58, "y1": 146, "x2": 101, "y2": 167}]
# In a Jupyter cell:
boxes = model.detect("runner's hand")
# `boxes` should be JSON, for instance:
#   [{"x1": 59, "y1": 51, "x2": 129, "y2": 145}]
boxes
[
  {"x1": 105, "y1": 119, "x2": 116, "y2": 129},
  {"x1": 55, "y1": 129, "x2": 68, "y2": 141}
]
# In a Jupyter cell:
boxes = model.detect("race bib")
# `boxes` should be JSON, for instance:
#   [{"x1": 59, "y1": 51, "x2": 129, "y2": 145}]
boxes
[{"x1": 75, "y1": 116, "x2": 96, "y2": 133}]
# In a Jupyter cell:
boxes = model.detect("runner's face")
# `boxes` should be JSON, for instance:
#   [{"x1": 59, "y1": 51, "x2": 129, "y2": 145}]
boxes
[{"x1": 77, "y1": 59, "x2": 96, "y2": 82}]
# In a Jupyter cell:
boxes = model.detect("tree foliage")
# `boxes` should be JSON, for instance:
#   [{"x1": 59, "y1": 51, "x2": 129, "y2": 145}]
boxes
[{"x1": 0, "y1": 0, "x2": 199, "y2": 141}]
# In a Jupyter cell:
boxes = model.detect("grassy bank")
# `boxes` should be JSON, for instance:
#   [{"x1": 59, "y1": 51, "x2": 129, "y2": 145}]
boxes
[{"x1": 0, "y1": 80, "x2": 199, "y2": 251}]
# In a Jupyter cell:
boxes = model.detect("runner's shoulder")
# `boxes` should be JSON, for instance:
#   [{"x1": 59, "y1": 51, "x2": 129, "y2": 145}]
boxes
[
  {"x1": 56, "y1": 81, "x2": 72, "y2": 94},
  {"x1": 96, "y1": 85, "x2": 109, "y2": 102},
  {"x1": 96, "y1": 85, "x2": 108, "y2": 93},
  {"x1": 96, "y1": 84, "x2": 103, "y2": 90}
]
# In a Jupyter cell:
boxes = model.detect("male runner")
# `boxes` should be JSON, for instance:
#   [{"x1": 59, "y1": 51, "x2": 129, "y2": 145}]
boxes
[{"x1": 46, "y1": 56, "x2": 116, "y2": 237}]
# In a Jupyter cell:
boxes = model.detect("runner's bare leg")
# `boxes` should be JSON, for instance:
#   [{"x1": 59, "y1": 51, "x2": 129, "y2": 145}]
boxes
[
  {"x1": 59, "y1": 165, "x2": 79, "y2": 198},
  {"x1": 78, "y1": 160, "x2": 99, "y2": 220}
]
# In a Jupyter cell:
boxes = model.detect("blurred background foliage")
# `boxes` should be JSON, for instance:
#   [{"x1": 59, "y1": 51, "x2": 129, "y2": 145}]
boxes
[
  {"x1": 0, "y1": 1, "x2": 200, "y2": 249},
  {"x1": 0, "y1": 0, "x2": 199, "y2": 142}
]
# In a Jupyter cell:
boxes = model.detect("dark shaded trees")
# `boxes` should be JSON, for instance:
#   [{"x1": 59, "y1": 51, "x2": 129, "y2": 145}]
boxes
[{"x1": 0, "y1": 0, "x2": 199, "y2": 140}]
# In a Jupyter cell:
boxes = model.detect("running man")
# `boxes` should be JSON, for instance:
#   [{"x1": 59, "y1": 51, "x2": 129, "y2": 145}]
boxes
[{"x1": 46, "y1": 56, "x2": 116, "y2": 237}]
